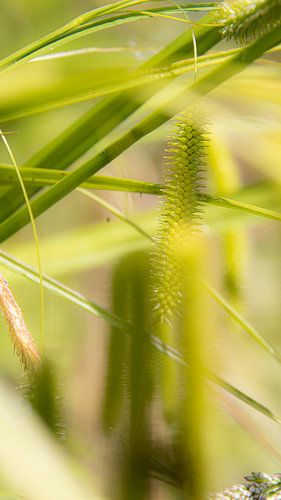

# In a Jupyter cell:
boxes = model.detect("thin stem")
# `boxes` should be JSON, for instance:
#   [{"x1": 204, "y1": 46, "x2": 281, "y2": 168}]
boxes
[
  {"x1": 78, "y1": 188, "x2": 152, "y2": 240},
  {"x1": 0, "y1": 133, "x2": 45, "y2": 352}
]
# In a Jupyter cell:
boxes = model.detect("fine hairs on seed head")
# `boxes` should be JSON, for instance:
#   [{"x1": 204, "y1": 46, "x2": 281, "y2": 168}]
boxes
[
  {"x1": 219, "y1": 0, "x2": 281, "y2": 44},
  {"x1": 151, "y1": 109, "x2": 207, "y2": 324}
]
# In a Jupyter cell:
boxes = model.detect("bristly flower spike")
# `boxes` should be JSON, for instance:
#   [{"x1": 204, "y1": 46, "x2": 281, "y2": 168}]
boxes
[
  {"x1": 151, "y1": 109, "x2": 207, "y2": 325},
  {"x1": 219, "y1": 0, "x2": 281, "y2": 44},
  {"x1": 0, "y1": 273, "x2": 40, "y2": 374}
]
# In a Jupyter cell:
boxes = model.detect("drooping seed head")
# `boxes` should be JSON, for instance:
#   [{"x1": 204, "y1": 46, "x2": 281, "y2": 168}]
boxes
[{"x1": 0, "y1": 274, "x2": 40, "y2": 374}]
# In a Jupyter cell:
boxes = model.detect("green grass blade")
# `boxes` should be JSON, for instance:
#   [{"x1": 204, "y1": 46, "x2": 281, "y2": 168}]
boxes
[
  {"x1": 0, "y1": 25, "x2": 280, "y2": 243},
  {"x1": 205, "y1": 282, "x2": 281, "y2": 364},
  {"x1": 211, "y1": 374, "x2": 281, "y2": 424},
  {"x1": 1, "y1": 162, "x2": 279, "y2": 225},
  {"x1": 0, "y1": 49, "x2": 239, "y2": 123},
  {"x1": 0, "y1": 132, "x2": 45, "y2": 353},
  {"x1": 0, "y1": 163, "x2": 161, "y2": 194},
  {"x1": 0, "y1": 250, "x2": 124, "y2": 330},
  {"x1": 0, "y1": 0, "x2": 151, "y2": 73},
  {"x1": 28, "y1": 4, "x2": 218, "y2": 61},
  {"x1": 0, "y1": 11, "x2": 220, "y2": 223},
  {"x1": 204, "y1": 194, "x2": 281, "y2": 223},
  {"x1": 0, "y1": 3, "x2": 218, "y2": 74}
]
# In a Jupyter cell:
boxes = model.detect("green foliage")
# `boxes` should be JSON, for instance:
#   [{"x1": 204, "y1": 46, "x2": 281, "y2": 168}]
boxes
[{"x1": 0, "y1": 0, "x2": 280, "y2": 498}]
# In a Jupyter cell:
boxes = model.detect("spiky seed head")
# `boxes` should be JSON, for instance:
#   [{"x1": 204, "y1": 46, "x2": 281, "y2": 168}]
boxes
[{"x1": 151, "y1": 110, "x2": 207, "y2": 324}]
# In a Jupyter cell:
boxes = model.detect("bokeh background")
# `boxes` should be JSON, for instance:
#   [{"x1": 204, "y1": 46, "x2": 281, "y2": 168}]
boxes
[{"x1": 0, "y1": 1, "x2": 280, "y2": 497}]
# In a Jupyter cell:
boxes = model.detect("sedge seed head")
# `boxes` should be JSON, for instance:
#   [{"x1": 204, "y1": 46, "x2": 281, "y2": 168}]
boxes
[
  {"x1": 151, "y1": 110, "x2": 207, "y2": 325},
  {"x1": 219, "y1": 0, "x2": 281, "y2": 44}
]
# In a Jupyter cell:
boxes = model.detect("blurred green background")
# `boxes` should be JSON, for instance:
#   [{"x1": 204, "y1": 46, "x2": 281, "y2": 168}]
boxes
[{"x1": 0, "y1": 1, "x2": 280, "y2": 498}]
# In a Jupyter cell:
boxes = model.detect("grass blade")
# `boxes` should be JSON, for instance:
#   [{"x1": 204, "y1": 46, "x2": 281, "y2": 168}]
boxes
[
  {"x1": 0, "y1": 132, "x2": 45, "y2": 355},
  {"x1": 0, "y1": 249, "x2": 124, "y2": 330},
  {"x1": 212, "y1": 374, "x2": 281, "y2": 425},
  {"x1": 0, "y1": 49, "x2": 239, "y2": 123},
  {"x1": 0, "y1": 0, "x2": 151, "y2": 73},
  {"x1": 79, "y1": 189, "x2": 152, "y2": 240},
  {"x1": 204, "y1": 194, "x2": 281, "y2": 223},
  {"x1": 205, "y1": 282, "x2": 281, "y2": 364},
  {"x1": 0, "y1": 24, "x2": 280, "y2": 243}
]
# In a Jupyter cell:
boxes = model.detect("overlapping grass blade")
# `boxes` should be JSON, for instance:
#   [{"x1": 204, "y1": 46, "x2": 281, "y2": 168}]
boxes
[
  {"x1": 0, "y1": 3, "x2": 218, "y2": 74},
  {"x1": 0, "y1": 49, "x2": 239, "y2": 123},
  {"x1": 0, "y1": 24, "x2": 280, "y2": 242},
  {"x1": 0, "y1": 163, "x2": 161, "y2": 194},
  {"x1": 0, "y1": 11, "x2": 220, "y2": 223},
  {"x1": 205, "y1": 282, "x2": 281, "y2": 364},
  {"x1": 211, "y1": 374, "x2": 281, "y2": 425},
  {"x1": 0, "y1": 162, "x2": 280, "y2": 224},
  {"x1": 0, "y1": 0, "x2": 152, "y2": 73},
  {"x1": 1, "y1": 162, "x2": 281, "y2": 225},
  {"x1": 0, "y1": 250, "x2": 124, "y2": 330}
]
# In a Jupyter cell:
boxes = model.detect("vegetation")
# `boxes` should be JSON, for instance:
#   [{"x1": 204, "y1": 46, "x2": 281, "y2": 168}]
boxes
[{"x1": 0, "y1": 0, "x2": 280, "y2": 498}]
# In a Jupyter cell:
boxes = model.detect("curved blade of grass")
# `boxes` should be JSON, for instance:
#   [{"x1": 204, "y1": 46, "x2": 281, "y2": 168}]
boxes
[
  {"x1": 0, "y1": 249, "x2": 280, "y2": 425},
  {"x1": 0, "y1": 11, "x2": 220, "y2": 223},
  {"x1": 0, "y1": 132, "x2": 45, "y2": 352},
  {"x1": 39, "y1": 4, "x2": 218, "y2": 55},
  {"x1": 0, "y1": 25, "x2": 280, "y2": 243},
  {"x1": 1, "y1": 163, "x2": 280, "y2": 212},
  {"x1": 0, "y1": 49, "x2": 239, "y2": 123},
  {"x1": 9, "y1": 174, "x2": 277, "y2": 368},
  {"x1": 0, "y1": 3, "x2": 218, "y2": 74},
  {"x1": 0, "y1": 0, "x2": 152, "y2": 73},
  {"x1": 13, "y1": 180, "x2": 280, "y2": 277},
  {"x1": 2, "y1": 163, "x2": 281, "y2": 221},
  {"x1": 0, "y1": 250, "x2": 124, "y2": 330}
]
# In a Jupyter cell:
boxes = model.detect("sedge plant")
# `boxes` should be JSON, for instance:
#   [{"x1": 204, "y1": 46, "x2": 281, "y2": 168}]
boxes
[{"x1": 0, "y1": 0, "x2": 280, "y2": 498}]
